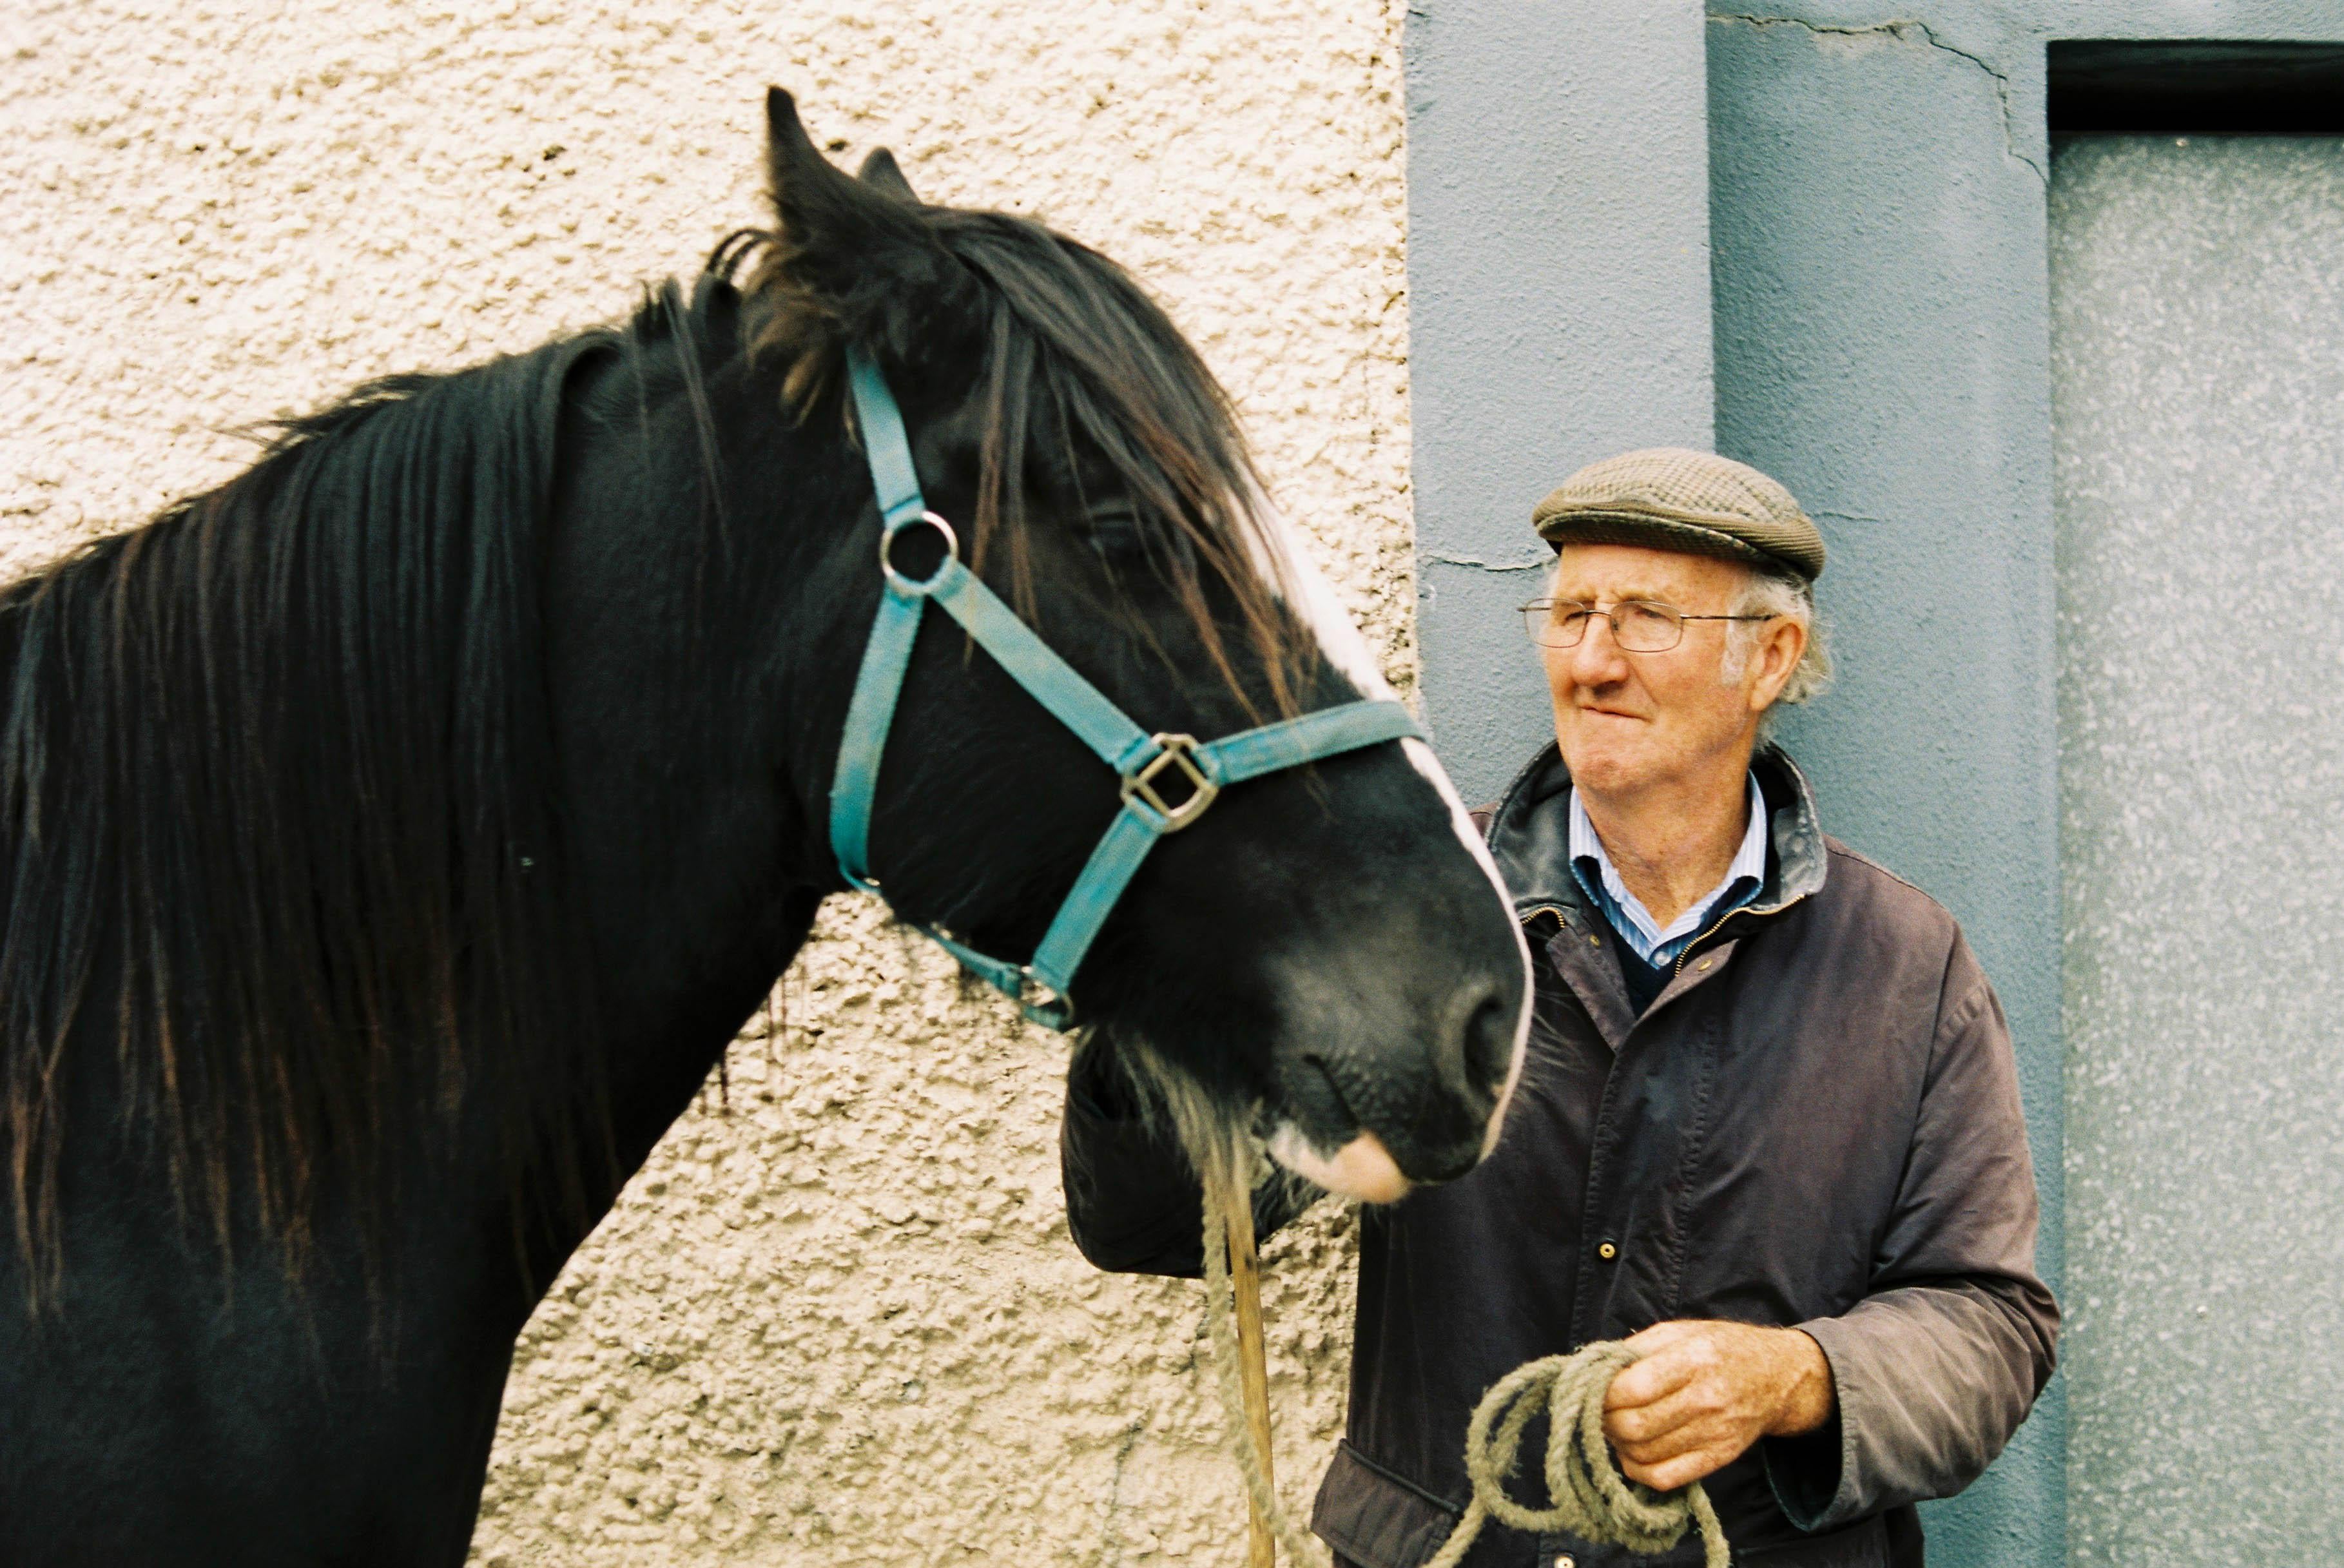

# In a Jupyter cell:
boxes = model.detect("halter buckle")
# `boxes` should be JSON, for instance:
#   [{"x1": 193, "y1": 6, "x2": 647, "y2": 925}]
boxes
[
  {"x1": 1016, "y1": 969, "x2": 1076, "y2": 1029},
  {"x1": 880, "y1": 510, "x2": 960, "y2": 596},
  {"x1": 1121, "y1": 733, "x2": 1219, "y2": 833}
]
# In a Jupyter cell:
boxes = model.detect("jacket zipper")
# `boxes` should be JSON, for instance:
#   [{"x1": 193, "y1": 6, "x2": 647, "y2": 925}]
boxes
[{"x1": 1671, "y1": 891, "x2": 1810, "y2": 978}]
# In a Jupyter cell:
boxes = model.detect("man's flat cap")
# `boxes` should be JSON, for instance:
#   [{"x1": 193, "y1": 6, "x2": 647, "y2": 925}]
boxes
[{"x1": 1531, "y1": 447, "x2": 1826, "y2": 582}]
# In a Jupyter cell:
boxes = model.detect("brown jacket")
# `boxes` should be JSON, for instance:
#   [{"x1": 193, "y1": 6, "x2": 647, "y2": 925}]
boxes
[{"x1": 1060, "y1": 743, "x2": 2058, "y2": 1567}]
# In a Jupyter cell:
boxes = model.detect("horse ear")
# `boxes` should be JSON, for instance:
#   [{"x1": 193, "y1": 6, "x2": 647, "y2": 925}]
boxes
[
  {"x1": 762, "y1": 88, "x2": 923, "y2": 281},
  {"x1": 857, "y1": 146, "x2": 920, "y2": 205},
  {"x1": 757, "y1": 88, "x2": 976, "y2": 383}
]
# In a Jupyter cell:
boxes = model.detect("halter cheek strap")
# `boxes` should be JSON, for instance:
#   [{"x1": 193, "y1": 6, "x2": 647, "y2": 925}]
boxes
[{"x1": 827, "y1": 344, "x2": 1422, "y2": 1029}]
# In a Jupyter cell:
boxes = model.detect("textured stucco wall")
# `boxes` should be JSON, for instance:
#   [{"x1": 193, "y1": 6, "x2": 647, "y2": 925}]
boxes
[{"x1": 1, "y1": 2, "x2": 1415, "y2": 1562}]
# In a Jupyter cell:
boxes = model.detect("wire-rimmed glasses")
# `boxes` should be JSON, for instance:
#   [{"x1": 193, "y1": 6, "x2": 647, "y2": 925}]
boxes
[{"x1": 1518, "y1": 598, "x2": 1773, "y2": 652}]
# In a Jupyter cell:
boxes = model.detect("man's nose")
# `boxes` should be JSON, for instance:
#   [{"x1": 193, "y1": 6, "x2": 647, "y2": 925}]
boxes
[{"x1": 1568, "y1": 611, "x2": 1631, "y2": 684}]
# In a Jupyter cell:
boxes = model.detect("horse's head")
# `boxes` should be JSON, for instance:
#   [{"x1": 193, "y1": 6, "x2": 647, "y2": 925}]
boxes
[{"x1": 753, "y1": 90, "x2": 1529, "y2": 1201}]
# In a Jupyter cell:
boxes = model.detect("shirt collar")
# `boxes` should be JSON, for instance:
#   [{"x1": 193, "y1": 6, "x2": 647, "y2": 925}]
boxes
[{"x1": 1567, "y1": 771, "x2": 1768, "y2": 963}]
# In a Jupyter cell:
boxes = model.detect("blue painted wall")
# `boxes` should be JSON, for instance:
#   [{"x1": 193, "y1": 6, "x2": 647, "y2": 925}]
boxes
[
  {"x1": 1404, "y1": 0, "x2": 1717, "y2": 804},
  {"x1": 1703, "y1": 17, "x2": 2066, "y2": 1564},
  {"x1": 1402, "y1": 3, "x2": 2344, "y2": 1566}
]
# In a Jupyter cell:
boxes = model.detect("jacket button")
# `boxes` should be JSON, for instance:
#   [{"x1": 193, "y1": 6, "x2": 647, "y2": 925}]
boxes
[
  {"x1": 1597, "y1": 1241, "x2": 1618, "y2": 1261},
  {"x1": 1588, "y1": 934, "x2": 1600, "y2": 946},
  {"x1": 1696, "y1": 957, "x2": 1712, "y2": 971}
]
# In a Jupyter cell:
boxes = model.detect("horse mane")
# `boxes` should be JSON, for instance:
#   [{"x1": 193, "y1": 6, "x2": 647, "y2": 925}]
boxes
[{"x1": 0, "y1": 320, "x2": 647, "y2": 1290}]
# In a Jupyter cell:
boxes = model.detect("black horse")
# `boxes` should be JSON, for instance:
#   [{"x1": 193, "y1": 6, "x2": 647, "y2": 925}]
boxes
[{"x1": 0, "y1": 91, "x2": 1529, "y2": 1565}]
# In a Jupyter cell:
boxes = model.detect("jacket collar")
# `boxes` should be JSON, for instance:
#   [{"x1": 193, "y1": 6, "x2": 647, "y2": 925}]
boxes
[{"x1": 1484, "y1": 739, "x2": 1829, "y2": 922}]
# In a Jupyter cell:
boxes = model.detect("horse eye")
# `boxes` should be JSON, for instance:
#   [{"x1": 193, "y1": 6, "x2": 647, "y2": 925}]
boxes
[{"x1": 1081, "y1": 501, "x2": 1150, "y2": 558}]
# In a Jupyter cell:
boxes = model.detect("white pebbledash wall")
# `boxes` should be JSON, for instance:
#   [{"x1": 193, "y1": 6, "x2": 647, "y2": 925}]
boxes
[{"x1": 1, "y1": 1, "x2": 1415, "y2": 1562}]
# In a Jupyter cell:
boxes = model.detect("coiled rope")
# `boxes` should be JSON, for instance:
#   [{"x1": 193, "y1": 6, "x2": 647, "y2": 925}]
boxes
[
  {"x1": 1418, "y1": 1344, "x2": 1729, "y2": 1568},
  {"x1": 1196, "y1": 1154, "x2": 1730, "y2": 1568}
]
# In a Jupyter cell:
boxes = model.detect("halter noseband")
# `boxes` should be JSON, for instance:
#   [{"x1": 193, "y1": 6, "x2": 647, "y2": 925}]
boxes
[{"x1": 827, "y1": 344, "x2": 1423, "y2": 1029}]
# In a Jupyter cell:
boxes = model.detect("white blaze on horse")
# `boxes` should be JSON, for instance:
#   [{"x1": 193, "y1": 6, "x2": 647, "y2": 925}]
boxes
[{"x1": 0, "y1": 90, "x2": 1529, "y2": 1566}]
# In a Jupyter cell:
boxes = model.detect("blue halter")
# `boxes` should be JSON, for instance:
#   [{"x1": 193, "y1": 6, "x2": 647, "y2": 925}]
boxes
[{"x1": 827, "y1": 344, "x2": 1424, "y2": 1029}]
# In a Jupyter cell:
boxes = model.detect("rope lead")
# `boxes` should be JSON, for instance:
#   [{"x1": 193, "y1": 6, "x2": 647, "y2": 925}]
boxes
[
  {"x1": 1197, "y1": 1157, "x2": 1729, "y2": 1568},
  {"x1": 1200, "y1": 1152, "x2": 1332, "y2": 1568}
]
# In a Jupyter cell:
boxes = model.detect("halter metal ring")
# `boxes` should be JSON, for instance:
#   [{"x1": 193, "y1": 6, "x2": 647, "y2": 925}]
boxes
[
  {"x1": 880, "y1": 510, "x2": 960, "y2": 597},
  {"x1": 1121, "y1": 733, "x2": 1219, "y2": 833}
]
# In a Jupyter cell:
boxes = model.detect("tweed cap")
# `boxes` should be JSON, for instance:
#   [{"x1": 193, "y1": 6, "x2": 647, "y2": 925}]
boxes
[{"x1": 1531, "y1": 447, "x2": 1826, "y2": 581}]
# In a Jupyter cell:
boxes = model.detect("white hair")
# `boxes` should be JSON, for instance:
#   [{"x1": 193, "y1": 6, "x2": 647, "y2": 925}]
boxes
[{"x1": 1721, "y1": 564, "x2": 1832, "y2": 709}]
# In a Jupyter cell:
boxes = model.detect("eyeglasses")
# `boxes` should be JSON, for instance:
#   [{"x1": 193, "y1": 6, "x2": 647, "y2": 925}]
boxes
[{"x1": 1518, "y1": 597, "x2": 1774, "y2": 652}]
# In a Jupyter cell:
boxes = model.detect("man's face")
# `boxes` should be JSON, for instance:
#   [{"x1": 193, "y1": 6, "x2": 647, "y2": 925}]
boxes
[{"x1": 1542, "y1": 543, "x2": 1777, "y2": 799}]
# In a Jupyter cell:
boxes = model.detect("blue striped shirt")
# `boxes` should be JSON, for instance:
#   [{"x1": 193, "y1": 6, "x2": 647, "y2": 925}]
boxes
[{"x1": 1567, "y1": 773, "x2": 1769, "y2": 971}]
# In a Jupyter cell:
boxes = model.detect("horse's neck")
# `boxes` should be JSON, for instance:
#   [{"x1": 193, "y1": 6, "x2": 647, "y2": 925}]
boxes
[
  {"x1": 526, "y1": 363, "x2": 845, "y2": 1249},
  {"x1": 587, "y1": 891, "x2": 828, "y2": 1183}
]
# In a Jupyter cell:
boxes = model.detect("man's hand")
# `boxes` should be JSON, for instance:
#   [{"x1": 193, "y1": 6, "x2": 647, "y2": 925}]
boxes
[{"x1": 1600, "y1": 1320, "x2": 1835, "y2": 1492}]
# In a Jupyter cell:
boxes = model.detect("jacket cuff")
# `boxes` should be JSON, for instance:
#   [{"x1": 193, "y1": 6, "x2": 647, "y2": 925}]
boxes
[
  {"x1": 1761, "y1": 1321, "x2": 1861, "y2": 1531},
  {"x1": 1309, "y1": 1442, "x2": 1460, "y2": 1568}
]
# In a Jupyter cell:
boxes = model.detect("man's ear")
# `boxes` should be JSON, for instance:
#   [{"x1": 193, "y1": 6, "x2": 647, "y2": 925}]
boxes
[
  {"x1": 857, "y1": 146, "x2": 920, "y2": 205},
  {"x1": 1747, "y1": 615, "x2": 1807, "y2": 712},
  {"x1": 763, "y1": 88, "x2": 927, "y2": 293}
]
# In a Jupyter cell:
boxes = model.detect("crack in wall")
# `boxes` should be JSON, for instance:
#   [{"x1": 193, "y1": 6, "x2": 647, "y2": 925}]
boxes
[
  {"x1": 1089, "y1": 1418, "x2": 1147, "y2": 1567},
  {"x1": 1422, "y1": 550, "x2": 1552, "y2": 574},
  {"x1": 1709, "y1": 12, "x2": 2047, "y2": 184}
]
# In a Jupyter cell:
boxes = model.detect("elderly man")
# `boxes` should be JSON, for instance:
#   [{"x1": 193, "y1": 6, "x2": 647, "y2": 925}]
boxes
[{"x1": 1060, "y1": 450, "x2": 2057, "y2": 1568}]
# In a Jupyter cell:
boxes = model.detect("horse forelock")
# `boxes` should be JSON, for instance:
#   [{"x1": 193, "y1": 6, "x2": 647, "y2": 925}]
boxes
[{"x1": 728, "y1": 203, "x2": 1319, "y2": 723}]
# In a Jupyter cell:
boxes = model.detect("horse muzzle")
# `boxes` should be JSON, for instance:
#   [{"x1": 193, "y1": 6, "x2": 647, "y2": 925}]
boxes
[{"x1": 1259, "y1": 963, "x2": 1526, "y2": 1203}]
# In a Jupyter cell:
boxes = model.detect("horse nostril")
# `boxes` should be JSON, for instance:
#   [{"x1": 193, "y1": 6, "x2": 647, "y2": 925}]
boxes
[
  {"x1": 1453, "y1": 982, "x2": 1515, "y2": 1101},
  {"x1": 1287, "y1": 1053, "x2": 1357, "y2": 1138}
]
